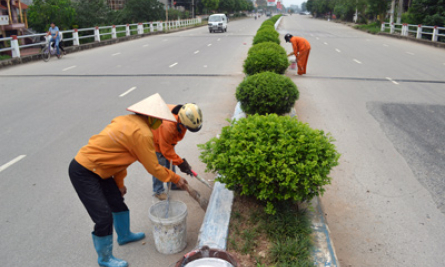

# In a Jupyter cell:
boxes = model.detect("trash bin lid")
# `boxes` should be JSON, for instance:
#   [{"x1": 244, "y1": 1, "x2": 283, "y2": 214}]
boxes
[{"x1": 184, "y1": 258, "x2": 234, "y2": 267}]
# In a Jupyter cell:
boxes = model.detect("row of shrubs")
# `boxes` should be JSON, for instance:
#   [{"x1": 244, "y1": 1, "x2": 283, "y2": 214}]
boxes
[{"x1": 199, "y1": 15, "x2": 340, "y2": 215}]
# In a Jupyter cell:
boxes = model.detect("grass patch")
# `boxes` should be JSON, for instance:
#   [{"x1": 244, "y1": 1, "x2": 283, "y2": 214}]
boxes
[
  {"x1": 354, "y1": 22, "x2": 381, "y2": 34},
  {"x1": 0, "y1": 54, "x2": 11, "y2": 61},
  {"x1": 227, "y1": 195, "x2": 313, "y2": 267}
]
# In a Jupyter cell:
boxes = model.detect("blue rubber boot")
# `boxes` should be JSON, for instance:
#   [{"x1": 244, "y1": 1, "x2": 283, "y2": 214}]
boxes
[
  {"x1": 112, "y1": 211, "x2": 146, "y2": 245},
  {"x1": 92, "y1": 233, "x2": 128, "y2": 267}
]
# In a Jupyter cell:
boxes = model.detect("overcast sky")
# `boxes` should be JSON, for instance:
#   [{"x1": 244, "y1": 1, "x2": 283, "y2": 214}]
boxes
[{"x1": 279, "y1": 0, "x2": 305, "y2": 8}]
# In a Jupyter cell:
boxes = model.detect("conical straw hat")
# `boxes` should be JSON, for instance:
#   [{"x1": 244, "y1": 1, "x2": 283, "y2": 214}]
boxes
[{"x1": 127, "y1": 93, "x2": 177, "y2": 122}]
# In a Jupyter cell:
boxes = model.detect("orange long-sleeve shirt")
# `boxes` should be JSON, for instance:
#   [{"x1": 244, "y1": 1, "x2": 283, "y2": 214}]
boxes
[
  {"x1": 151, "y1": 105, "x2": 187, "y2": 166},
  {"x1": 290, "y1": 36, "x2": 311, "y2": 56},
  {"x1": 74, "y1": 114, "x2": 180, "y2": 188}
]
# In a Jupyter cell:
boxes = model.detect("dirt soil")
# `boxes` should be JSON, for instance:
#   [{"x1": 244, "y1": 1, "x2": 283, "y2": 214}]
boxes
[{"x1": 226, "y1": 195, "x2": 273, "y2": 267}]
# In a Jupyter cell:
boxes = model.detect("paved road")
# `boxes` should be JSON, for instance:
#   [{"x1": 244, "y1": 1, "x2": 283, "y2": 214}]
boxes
[
  {"x1": 279, "y1": 15, "x2": 445, "y2": 267},
  {"x1": 0, "y1": 18, "x2": 262, "y2": 267}
]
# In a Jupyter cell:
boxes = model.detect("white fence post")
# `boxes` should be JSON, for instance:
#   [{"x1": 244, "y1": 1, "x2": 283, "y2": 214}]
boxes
[
  {"x1": 432, "y1": 26, "x2": 438, "y2": 42},
  {"x1": 126, "y1": 24, "x2": 130, "y2": 36},
  {"x1": 73, "y1": 29, "x2": 79, "y2": 46},
  {"x1": 390, "y1": 22, "x2": 395, "y2": 34},
  {"x1": 10, "y1": 35, "x2": 20, "y2": 58},
  {"x1": 150, "y1": 22, "x2": 154, "y2": 32},
  {"x1": 402, "y1": 24, "x2": 407, "y2": 36},
  {"x1": 138, "y1": 23, "x2": 143, "y2": 34},
  {"x1": 94, "y1": 26, "x2": 100, "y2": 42},
  {"x1": 381, "y1": 22, "x2": 385, "y2": 32},
  {"x1": 160, "y1": 21, "x2": 164, "y2": 31},
  {"x1": 112, "y1": 25, "x2": 117, "y2": 39},
  {"x1": 416, "y1": 24, "x2": 422, "y2": 39}
]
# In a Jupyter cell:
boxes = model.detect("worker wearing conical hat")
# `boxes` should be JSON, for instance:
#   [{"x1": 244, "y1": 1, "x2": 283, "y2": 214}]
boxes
[
  {"x1": 68, "y1": 93, "x2": 188, "y2": 267},
  {"x1": 284, "y1": 33, "x2": 311, "y2": 75}
]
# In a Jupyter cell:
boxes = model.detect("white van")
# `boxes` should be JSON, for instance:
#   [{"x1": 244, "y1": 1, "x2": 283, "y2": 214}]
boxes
[{"x1": 208, "y1": 14, "x2": 228, "y2": 33}]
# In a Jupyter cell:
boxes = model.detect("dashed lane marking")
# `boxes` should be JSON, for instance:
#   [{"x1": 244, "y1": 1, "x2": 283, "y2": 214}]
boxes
[
  {"x1": 0, "y1": 155, "x2": 26, "y2": 173},
  {"x1": 119, "y1": 87, "x2": 137, "y2": 97},
  {"x1": 208, "y1": 44, "x2": 212, "y2": 46},
  {"x1": 143, "y1": 44, "x2": 149, "y2": 47},
  {"x1": 112, "y1": 52, "x2": 121, "y2": 56},
  {"x1": 169, "y1": 62, "x2": 178, "y2": 68},
  {"x1": 62, "y1": 65, "x2": 76, "y2": 72},
  {"x1": 383, "y1": 44, "x2": 389, "y2": 47},
  {"x1": 353, "y1": 59, "x2": 362, "y2": 64},
  {"x1": 386, "y1": 77, "x2": 399, "y2": 85},
  {"x1": 194, "y1": 50, "x2": 200, "y2": 54},
  {"x1": 406, "y1": 52, "x2": 415, "y2": 55},
  {"x1": 335, "y1": 49, "x2": 341, "y2": 53},
  {"x1": 324, "y1": 42, "x2": 328, "y2": 45}
]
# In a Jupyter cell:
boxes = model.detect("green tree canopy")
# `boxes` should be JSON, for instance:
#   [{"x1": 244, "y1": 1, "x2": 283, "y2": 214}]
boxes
[
  {"x1": 202, "y1": 0, "x2": 220, "y2": 11},
  {"x1": 121, "y1": 0, "x2": 165, "y2": 23},
  {"x1": 28, "y1": 0, "x2": 76, "y2": 32},
  {"x1": 74, "y1": 0, "x2": 114, "y2": 28},
  {"x1": 405, "y1": 0, "x2": 445, "y2": 26}
]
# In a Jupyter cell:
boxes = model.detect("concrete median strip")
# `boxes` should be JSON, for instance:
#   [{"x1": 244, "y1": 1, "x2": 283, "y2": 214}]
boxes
[{"x1": 197, "y1": 102, "x2": 339, "y2": 267}]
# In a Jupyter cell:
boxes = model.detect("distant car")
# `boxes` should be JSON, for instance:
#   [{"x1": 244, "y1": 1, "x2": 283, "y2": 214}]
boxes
[
  {"x1": 208, "y1": 14, "x2": 228, "y2": 33},
  {"x1": 266, "y1": 12, "x2": 271, "y2": 17}
]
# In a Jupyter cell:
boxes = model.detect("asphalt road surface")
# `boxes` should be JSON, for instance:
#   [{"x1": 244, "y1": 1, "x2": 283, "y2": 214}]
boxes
[
  {"x1": 1, "y1": 14, "x2": 445, "y2": 267},
  {"x1": 280, "y1": 15, "x2": 445, "y2": 267},
  {"x1": 0, "y1": 18, "x2": 259, "y2": 267}
]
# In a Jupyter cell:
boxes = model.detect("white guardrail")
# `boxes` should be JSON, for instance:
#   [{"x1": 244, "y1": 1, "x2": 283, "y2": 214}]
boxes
[
  {"x1": 381, "y1": 22, "x2": 445, "y2": 43},
  {"x1": 0, "y1": 18, "x2": 202, "y2": 58}
]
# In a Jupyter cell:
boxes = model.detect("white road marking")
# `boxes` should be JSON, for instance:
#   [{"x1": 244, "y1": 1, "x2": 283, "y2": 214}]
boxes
[
  {"x1": 112, "y1": 52, "x2": 121, "y2": 56},
  {"x1": 143, "y1": 44, "x2": 149, "y2": 47},
  {"x1": 163, "y1": 39, "x2": 168, "y2": 41},
  {"x1": 353, "y1": 59, "x2": 362, "y2": 64},
  {"x1": 316, "y1": 37, "x2": 319, "y2": 40},
  {"x1": 194, "y1": 50, "x2": 200, "y2": 54},
  {"x1": 119, "y1": 87, "x2": 137, "y2": 97},
  {"x1": 0, "y1": 155, "x2": 26, "y2": 173},
  {"x1": 324, "y1": 42, "x2": 328, "y2": 45},
  {"x1": 310, "y1": 34, "x2": 314, "y2": 36},
  {"x1": 169, "y1": 62, "x2": 178, "y2": 68},
  {"x1": 203, "y1": 65, "x2": 208, "y2": 68},
  {"x1": 383, "y1": 44, "x2": 389, "y2": 47},
  {"x1": 208, "y1": 44, "x2": 212, "y2": 46},
  {"x1": 62, "y1": 65, "x2": 76, "y2": 72},
  {"x1": 335, "y1": 49, "x2": 341, "y2": 53},
  {"x1": 386, "y1": 77, "x2": 399, "y2": 85},
  {"x1": 406, "y1": 52, "x2": 415, "y2": 55},
  {"x1": 217, "y1": 38, "x2": 220, "y2": 41}
]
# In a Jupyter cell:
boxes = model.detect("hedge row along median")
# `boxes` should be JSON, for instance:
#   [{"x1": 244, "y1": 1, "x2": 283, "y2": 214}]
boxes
[{"x1": 198, "y1": 14, "x2": 340, "y2": 266}]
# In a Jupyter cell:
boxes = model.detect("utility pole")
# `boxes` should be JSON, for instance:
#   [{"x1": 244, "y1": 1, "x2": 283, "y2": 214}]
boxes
[
  {"x1": 389, "y1": 0, "x2": 395, "y2": 24},
  {"x1": 396, "y1": 0, "x2": 403, "y2": 24}
]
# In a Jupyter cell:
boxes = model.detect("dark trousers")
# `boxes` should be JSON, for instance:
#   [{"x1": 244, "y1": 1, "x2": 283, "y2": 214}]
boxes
[{"x1": 68, "y1": 159, "x2": 128, "y2": 236}]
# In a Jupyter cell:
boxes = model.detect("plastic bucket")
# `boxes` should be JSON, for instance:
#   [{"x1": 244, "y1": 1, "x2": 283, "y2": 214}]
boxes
[
  {"x1": 148, "y1": 200, "x2": 188, "y2": 254},
  {"x1": 185, "y1": 258, "x2": 234, "y2": 267}
]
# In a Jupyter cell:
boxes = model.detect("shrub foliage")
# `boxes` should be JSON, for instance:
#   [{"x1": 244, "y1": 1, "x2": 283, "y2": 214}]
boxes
[
  {"x1": 198, "y1": 114, "x2": 340, "y2": 214},
  {"x1": 236, "y1": 71, "x2": 298, "y2": 115},
  {"x1": 243, "y1": 43, "x2": 289, "y2": 75}
]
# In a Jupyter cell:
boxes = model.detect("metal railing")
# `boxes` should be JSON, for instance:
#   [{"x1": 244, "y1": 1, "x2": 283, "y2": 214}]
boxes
[
  {"x1": 0, "y1": 18, "x2": 202, "y2": 58},
  {"x1": 381, "y1": 22, "x2": 445, "y2": 43}
]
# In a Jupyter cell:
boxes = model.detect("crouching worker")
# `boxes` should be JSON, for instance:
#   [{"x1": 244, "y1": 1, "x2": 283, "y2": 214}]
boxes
[
  {"x1": 68, "y1": 93, "x2": 188, "y2": 267},
  {"x1": 151, "y1": 103, "x2": 203, "y2": 200}
]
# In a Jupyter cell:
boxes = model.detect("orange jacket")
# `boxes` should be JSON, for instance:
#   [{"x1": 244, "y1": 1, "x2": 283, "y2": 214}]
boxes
[
  {"x1": 75, "y1": 114, "x2": 180, "y2": 188},
  {"x1": 151, "y1": 104, "x2": 187, "y2": 166},
  {"x1": 290, "y1": 36, "x2": 311, "y2": 56}
]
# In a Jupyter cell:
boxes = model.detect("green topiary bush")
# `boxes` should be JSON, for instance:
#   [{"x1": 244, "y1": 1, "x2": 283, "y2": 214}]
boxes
[
  {"x1": 243, "y1": 43, "x2": 289, "y2": 75},
  {"x1": 271, "y1": 15, "x2": 282, "y2": 23},
  {"x1": 252, "y1": 30, "x2": 280, "y2": 45},
  {"x1": 261, "y1": 20, "x2": 275, "y2": 27},
  {"x1": 198, "y1": 114, "x2": 340, "y2": 215},
  {"x1": 257, "y1": 24, "x2": 275, "y2": 33},
  {"x1": 256, "y1": 28, "x2": 279, "y2": 39},
  {"x1": 236, "y1": 71, "x2": 298, "y2": 115}
]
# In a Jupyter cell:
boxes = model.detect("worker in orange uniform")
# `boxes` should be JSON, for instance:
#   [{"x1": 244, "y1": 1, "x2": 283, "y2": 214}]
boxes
[
  {"x1": 151, "y1": 103, "x2": 203, "y2": 200},
  {"x1": 285, "y1": 33, "x2": 311, "y2": 75},
  {"x1": 68, "y1": 93, "x2": 188, "y2": 267}
]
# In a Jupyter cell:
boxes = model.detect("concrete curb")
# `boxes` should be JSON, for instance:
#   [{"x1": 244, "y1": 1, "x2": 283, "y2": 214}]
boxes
[
  {"x1": 0, "y1": 24, "x2": 205, "y2": 70},
  {"x1": 197, "y1": 102, "x2": 339, "y2": 267}
]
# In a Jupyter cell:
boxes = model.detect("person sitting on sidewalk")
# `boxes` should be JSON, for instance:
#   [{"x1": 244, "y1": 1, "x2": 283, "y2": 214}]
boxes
[{"x1": 151, "y1": 103, "x2": 203, "y2": 200}]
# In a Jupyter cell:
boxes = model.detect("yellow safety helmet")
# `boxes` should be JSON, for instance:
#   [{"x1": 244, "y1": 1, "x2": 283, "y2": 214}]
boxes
[{"x1": 178, "y1": 103, "x2": 203, "y2": 132}]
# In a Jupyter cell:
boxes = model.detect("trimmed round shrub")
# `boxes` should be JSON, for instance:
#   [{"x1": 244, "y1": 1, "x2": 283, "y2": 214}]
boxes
[
  {"x1": 243, "y1": 43, "x2": 289, "y2": 75},
  {"x1": 271, "y1": 15, "x2": 282, "y2": 23},
  {"x1": 198, "y1": 114, "x2": 340, "y2": 215},
  {"x1": 252, "y1": 30, "x2": 280, "y2": 45},
  {"x1": 236, "y1": 71, "x2": 298, "y2": 115},
  {"x1": 262, "y1": 20, "x2": 275, "y2": 27},
  {"x1": 257, "y1": 28, "x2": 279, "y2": 39},
  {"x1": 257, "y1": 24, "x2": 275, "y2": 33}
]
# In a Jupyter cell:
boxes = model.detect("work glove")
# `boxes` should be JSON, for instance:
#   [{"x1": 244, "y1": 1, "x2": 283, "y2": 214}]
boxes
[{"x1": 178, "y1": 158, "x2": 193, "y2": 176}]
